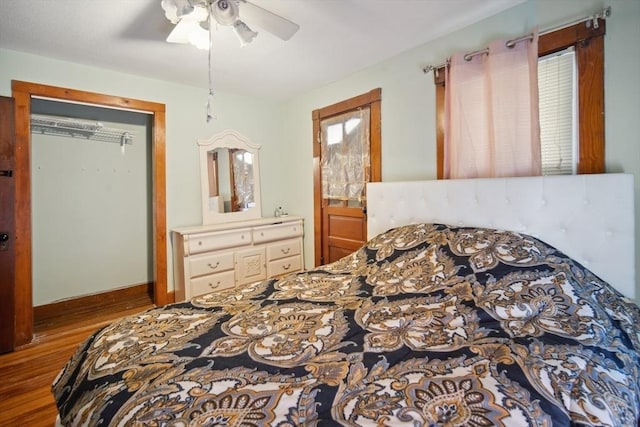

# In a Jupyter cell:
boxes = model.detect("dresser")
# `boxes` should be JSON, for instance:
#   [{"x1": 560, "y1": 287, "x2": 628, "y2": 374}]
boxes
[{"x1": 172, "y1": 216, "x2": 304, "y2": 301}]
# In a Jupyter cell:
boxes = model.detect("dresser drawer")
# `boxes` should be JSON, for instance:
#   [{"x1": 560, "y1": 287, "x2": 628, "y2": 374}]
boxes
[
  {"x1": 253, "y1": 221, "x2": 303, "y2": 244},
  {"x1": 267, "y1": 238, "x2": 301, "y2": 261},
  {"x1": 268, "y1": 255, "x2": 302, "y2": 278},
  {"x1": 190, "y1": 270, "x2": 236, "y2": 297},
  {"x1": 187, "y1": 228, "x2": 251, "y2": 254},
  {"x1": 189, "y1": 251, "x2": 234, "y2": 278}
]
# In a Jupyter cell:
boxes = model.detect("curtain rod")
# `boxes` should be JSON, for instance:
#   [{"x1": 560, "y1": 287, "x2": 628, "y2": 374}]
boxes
[{"x1": 422, "y1": 5, "x2": 611, "y2": 74}]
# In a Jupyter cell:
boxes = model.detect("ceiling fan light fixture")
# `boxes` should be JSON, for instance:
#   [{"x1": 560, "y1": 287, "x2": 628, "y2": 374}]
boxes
[
  {"x1": 161, "y1": 0, "x2": 196, "y2": 24},
  {"x1": 166, "y1": 5, "x2": 210, "y2": 48},
  {"x1": 233, "y1": 20, "x2": 257, "y2": 46},
  {"x1": 211, "y1": 0, "x2": 239, "y2": 26}
]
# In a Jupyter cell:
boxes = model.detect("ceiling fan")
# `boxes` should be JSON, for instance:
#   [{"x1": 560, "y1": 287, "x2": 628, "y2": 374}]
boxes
[
  {"x1": 160, "y1": 0, "x2": 300, "y2": 122},
  {"x1": 161, "y1": 0, "x2": 300, "y2": 49}
]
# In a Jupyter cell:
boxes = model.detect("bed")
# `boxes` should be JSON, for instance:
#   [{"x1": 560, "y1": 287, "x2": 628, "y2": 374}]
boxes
[{"x1": 53, "y1": 174, "x2": 639, "y2": 426}]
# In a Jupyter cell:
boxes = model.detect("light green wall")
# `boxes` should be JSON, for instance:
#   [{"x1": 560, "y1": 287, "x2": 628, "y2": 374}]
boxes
[
  {"x1": 1, "y1": 0, "x2": 638, "y2": 301},
  {"x1": 31, "y1": 116, "x2": 150, "y2": 305},
  {"x1": 282, "y1": 0, "x2": 640, "y2": 299}
]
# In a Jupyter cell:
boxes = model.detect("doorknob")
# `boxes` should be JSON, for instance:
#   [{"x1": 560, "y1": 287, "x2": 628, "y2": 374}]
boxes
[{"x1": 0, "y1": 232, "x2": 8, "y2": 251}]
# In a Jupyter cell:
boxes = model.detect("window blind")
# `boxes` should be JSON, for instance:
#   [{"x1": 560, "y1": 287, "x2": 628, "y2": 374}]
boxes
[{"x1": 538, "y1": 48, "x2": 576, "y2": 175}]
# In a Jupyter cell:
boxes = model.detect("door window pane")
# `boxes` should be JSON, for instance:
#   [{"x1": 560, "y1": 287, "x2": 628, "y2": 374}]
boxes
[{"x1": 320, "y1": 108, "x2": 370, "y2": 205}]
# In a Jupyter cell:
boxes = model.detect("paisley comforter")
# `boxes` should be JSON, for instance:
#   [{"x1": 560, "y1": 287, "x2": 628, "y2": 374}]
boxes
[{"x1": 53, "y1": 223, "x2": 640, "y2": 426}]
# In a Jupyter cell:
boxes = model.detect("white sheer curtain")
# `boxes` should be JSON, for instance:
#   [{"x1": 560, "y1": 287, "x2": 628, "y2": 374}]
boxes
[
  {"x1": 444, "y1": 31, "x2": 541, "y2": 178},
  {"x1": 320, "y1": 108, "x2": 370, "y2": 202}
]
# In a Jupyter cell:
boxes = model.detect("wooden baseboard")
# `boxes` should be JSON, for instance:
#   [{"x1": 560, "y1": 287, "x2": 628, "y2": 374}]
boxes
[{"x1": 34, "y1": 283, "x2": 153, "y2": 321}]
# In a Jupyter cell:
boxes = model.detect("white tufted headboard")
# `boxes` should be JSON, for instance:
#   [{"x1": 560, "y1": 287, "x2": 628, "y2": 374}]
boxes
[{"x1": 367, "y1": 174, "x2": 635, "y2": 299}]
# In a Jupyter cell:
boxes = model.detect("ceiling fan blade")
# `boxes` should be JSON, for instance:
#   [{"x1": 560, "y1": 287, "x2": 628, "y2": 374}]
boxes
[
  {"x1": 239, "y1": 0, "x2": 299, "y2": 41},
  {"x1": 166, "y1": 19, "x2": 193, "y2": 43}
]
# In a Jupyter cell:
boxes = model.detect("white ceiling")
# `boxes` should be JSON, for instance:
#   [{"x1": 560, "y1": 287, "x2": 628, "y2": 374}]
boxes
[{"x1": 0, "y1": 0, "x2": 525, "y2": 101}]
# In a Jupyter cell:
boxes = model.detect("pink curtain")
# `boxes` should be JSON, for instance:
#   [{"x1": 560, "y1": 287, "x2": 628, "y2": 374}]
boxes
[{"x1": 444, "y1": 31, "x2": 540, "y2": 179}]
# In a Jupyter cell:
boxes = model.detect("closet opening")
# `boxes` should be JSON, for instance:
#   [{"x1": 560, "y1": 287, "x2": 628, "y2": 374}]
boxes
[
  {"x1": 30, "y1": 99, "x2": 154, "y2": 331},
  {"x1": 11, "y1": 81, "x2": 167, "y2": 348}
]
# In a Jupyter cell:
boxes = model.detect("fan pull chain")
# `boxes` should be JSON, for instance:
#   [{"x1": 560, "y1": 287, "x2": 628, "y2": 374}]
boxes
[{"x1": 206, "y1": 1, "x2": 216, "y2": 122}]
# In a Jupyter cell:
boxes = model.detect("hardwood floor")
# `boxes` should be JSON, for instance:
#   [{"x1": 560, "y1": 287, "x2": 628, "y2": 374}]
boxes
[{"x1": 0, "y1": 295, "x2": 154, "y2": 426}]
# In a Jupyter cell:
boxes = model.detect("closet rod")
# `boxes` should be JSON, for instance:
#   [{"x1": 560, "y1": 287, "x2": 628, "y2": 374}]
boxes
[
  {"x1": 422, "y1": 5, "x2": 611, "y2": 74},
  {"x1": 31, "y1": 114, "x2": 134, "y2": 145}
]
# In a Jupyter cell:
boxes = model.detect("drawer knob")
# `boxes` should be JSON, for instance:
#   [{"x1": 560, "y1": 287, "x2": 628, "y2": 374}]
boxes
[
  {"x1": 208, "y1": 282, "x2": 219, "y2": 289},
  {"x1": 208, "y1": 261, "x2": 220, "y2": 269},
  {"x1": 281, "y1": 247, "x2": 290, "y2": 255},
  {"x1": 282, "y1": 263, "x2": 291, "y2": 270},
  {"x1": 198, "y1": 241, "x2": 203, "y2": 246}
]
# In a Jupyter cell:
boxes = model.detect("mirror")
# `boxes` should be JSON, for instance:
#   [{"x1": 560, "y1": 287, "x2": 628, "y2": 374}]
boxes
[{"x1": 198, "y1": 130, "x2": 262, "y2": 224}]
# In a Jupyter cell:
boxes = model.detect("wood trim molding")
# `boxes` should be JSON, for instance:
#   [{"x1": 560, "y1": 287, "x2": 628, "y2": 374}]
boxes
[
  {"x1": 435, "y1": 83, "x2": 445, "y2": 179},
  {"x1": 314, "y1": 88, "x2": 382, "y2": 120},
  {"x1": 311, "y1": 110, "x2": 322, "y2": 267},
  {"x1": 10, "y1": 80, "x2": 167, "y2": 347},
  {"x1": 11, "y1": 87, "x2": 32, "y2": 347},
  {"x1": 575, "y1": 32, "x2": 605, "y2": 174},
  {"x1": 538, "y1": 19, "x2": 606, "y2": 57},
  {"x1": 152, "y1": 108, "x2": 169, "y2": 306},
  {"x1": 369, "y1": 96, "x2": 382, "y2": 183},
  {"x1": 33, "y1": 283, "x2": 152, "y2": 323}
]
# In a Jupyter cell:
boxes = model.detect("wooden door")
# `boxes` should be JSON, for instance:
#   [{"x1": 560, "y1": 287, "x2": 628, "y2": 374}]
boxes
[
  {"x1": 322, "y1": 204, "x2": 366, "y2": 263},
  {"x1": 0, "y1": 96, "x2": 16, "y2": 353},
  {"x1": 312, "y1": 89, "x2": 381, "y2": 266}
]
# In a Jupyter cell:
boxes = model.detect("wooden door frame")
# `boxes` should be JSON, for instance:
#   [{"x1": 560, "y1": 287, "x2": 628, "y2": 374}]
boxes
[
  {"x1": 11, "y1": 80, "x2": 168, "y2": 347},
  {"x1": 311, "y1": 88, "x2": 381, "y2": 266}
]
